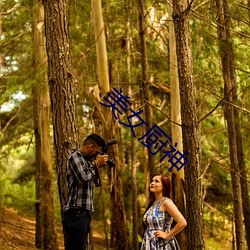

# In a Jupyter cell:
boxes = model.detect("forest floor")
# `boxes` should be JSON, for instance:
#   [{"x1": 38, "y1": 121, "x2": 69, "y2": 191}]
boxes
[{"x1": 0, "y1": 207, "x2": 108, "y2": 250}]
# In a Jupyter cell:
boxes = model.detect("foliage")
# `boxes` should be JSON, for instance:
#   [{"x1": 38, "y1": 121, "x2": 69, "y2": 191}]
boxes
[
  {"x1": 0, "y1": 141, "x2": 35, "y2": 216},
  {"x1": 0, "y1": 0, "x2": 249, "y2": 248}
]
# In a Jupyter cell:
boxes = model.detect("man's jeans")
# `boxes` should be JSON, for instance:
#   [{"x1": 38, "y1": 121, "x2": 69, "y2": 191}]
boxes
[{"x1": 62, "y1": 208, "x2": 91, "y2": 250}]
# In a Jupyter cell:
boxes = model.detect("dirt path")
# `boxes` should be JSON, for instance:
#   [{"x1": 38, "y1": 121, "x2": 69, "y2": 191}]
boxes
[{"x1": 0, "y1": 207, "x2": 108, "y2": 250}]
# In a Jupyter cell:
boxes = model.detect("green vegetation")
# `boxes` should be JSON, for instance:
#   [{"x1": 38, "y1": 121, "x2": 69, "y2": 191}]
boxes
[{"x1": 0, "y1": 0, "x2": 249, "y2": 249}]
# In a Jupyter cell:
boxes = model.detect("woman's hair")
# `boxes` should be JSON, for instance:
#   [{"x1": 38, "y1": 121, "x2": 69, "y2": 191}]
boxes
[
  {"x1": 142, "y1": 173, "x2": 171, "y2": 234},
  {"x1": 145, "y1": 173, "x2": 171, "y2": 214}
]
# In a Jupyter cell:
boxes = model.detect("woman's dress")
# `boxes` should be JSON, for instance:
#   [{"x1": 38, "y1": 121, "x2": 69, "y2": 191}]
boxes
[{"x1": 141, "y1": 197, "x2": 180, "y2": 250}]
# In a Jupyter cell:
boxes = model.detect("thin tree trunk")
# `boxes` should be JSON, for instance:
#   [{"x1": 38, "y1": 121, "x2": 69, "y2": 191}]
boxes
[
  {"x1": 92, "y1": 1, "x2": 129, "y2": 249},
  {"x1": 137, "y1": 0, "x2": 154, "y2": 183},
  {"x1": 92, "y1": 0, "x2": 109, "y2": 95},
  {"x1": 43, "y1": 0, "x2": 78, "y2": 211},
  {"x1": 125, "y1": 0, "x2": 138, "y2": 249},
  {"x1": 172, "y1": 1, "x2": 204, "y2": 249},
  {"x1": 100, "y1": 185, "x2": 109, "y2": 250},
  {"x1": 232, "y1": 219, "x2": 236, "y2": 250},
  {"x1": 216, "y1": 0, "x2": 246, "y2": 248},
  {"x1": 235, "y1": 110, "x2": 250, "y2": 248},
  {"x1": 168, "y1": 3, "x2": 186, "y2": 250},
  {"x1": 32, "y1": 1, "x2": 58, "y2": 249}
]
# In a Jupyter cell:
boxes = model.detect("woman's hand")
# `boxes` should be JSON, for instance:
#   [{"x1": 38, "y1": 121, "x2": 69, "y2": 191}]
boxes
[{"x1": 154, "y1": 230, "x2": 169, "y2": 240}]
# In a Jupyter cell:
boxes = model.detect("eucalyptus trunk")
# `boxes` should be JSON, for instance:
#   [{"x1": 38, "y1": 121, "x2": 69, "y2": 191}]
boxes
[
  {"x1": 216, "y1": 0, "x2": 246, "y2": 248},
  {"x1": 168, "y1": 3, "x2": 186, "y2": 250},
  {"x1": 235, "y1": 109, "x2": 250, "y2": 249},
  {"x1": 125, "y1": 0, "x2": 138, "y2": 248},
  {"x1": 137, "y1": 0, "x2": 154, "y2": 186},
  {"x1": 32, "y1": 0, "x2": 58, "y2": 249},
  {"x1": 43, "y1": 0, "x2": 78, "y2": 211},
  {"x1": 92, "y1": 1, "x2": 129, "y2": 249},
  {"x1": 172, "y1": 1, "x2": 204, "y2": 249}
]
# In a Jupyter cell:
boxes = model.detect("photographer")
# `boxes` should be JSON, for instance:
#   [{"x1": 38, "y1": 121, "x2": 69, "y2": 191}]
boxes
[{"x1": 62, "y1": 134, "x2": 108, "y2": 250}]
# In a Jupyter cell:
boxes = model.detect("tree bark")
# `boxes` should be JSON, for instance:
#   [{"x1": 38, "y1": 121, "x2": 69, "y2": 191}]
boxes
[
  {"x1": 92, "y1": 0, "x2": 109, "y2": 95},
  {"x1": 125, "y1": 0, "x2": 138, "y2": 248},
  {"x1": 32, "y1": 1, "x2": 58, "y2": 249},
  {"x1": 43, "y1": 0, "x2": 78, "y2": 210},
  {"x1": 172, "y1": 1, "x2": 204, "y2": 249},
  {"x1": 216, "y1": 0, "x2": 246, "y2": 248},
  {"x1": 235, "y1": 109, "x2": 250, "y2": 249},
  {"x1": 168, "y1": 3, "x2": 187, "y2": 250},
  {"x1": 137, "y1": 0, "x2": 154, "y2": 183},
  {"x1": 92, "y1": 1, "x2": 129, "y2": 249}
]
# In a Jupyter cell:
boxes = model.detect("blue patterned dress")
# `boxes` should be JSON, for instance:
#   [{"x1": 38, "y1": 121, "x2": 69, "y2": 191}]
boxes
[{"x1": 141, "y1": 198, "x2": 180, "y2": 250}]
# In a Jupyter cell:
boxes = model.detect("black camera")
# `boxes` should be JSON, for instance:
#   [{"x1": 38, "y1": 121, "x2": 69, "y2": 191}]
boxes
[
  {"x1": 93, "y1": 139, "x2": 117, "y2": 187},
  {"x1": 101, "y1": 139, "x2": 117, "y2": 168}
]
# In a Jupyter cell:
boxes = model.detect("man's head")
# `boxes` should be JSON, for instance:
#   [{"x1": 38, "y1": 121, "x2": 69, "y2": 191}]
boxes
[{"x1": 81, "y1": 134, "x2": 105, "y2": 160}]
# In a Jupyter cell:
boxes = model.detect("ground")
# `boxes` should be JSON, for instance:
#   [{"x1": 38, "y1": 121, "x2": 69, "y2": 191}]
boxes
[{"x1": 0, "y1": 207, "x2": 108, "y2": 250}]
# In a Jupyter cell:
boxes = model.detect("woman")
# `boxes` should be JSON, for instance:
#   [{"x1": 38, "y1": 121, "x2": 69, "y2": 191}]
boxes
[{"x1": 141, "y1": 173, "x2": 187, "y2": 250}]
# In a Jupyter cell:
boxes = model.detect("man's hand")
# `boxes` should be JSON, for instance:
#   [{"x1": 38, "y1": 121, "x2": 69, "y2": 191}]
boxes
[{"x1": 94, "y1": 154, "x2": 108, "y2": 167}]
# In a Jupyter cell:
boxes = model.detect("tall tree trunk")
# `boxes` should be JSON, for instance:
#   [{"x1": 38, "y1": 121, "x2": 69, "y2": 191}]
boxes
[
  {"x1": 92, "y1": 1, "x2": 129, "y2": 249},
  {"x1": 172, "y1": 1, "x2": 204, "y2": 249},
  {"x1": 100, "y1": 184, "x2": 109, "y2": 250},
  {"x1": 92, "y1": 0, "x2": 109, "y2": 95},
  {"x1": 235, "y1": 109, "x2": 250, "y2": 248},
  {"x1": 216, "y1": 0, "x2": 246, "y2": 248},
  {"x1": 125, "y1": 0, "x2": 138, "y2": 248},
  {"x1": 32, "y1": 1, "x2": 58, "y2": 249},
  {"x1": 32, "y1": 1, "x2": 43, "y2": 247},
  {"x1": 168, "y1": 3, "x2": 187, "y2": 250},
  {"x1": 109, "y1": 134, "x2": 130, "y2": 250},
  {"x1": 43, "y1": 0, "x2": 78, "y2": 210},
  {"x1": 137, "y1": 0, "x2": 154, "y2": 184}
]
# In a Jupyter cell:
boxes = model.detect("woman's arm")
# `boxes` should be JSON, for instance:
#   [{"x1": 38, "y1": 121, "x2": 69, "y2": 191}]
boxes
[{"x1": 154, "y1": 199, "x2": 187, "y2": 240}]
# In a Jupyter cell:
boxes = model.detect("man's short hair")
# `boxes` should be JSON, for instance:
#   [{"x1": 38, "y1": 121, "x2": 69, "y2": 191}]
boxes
[{"x1": 83, "y1": 134, "x2": 105, "y2": 148}]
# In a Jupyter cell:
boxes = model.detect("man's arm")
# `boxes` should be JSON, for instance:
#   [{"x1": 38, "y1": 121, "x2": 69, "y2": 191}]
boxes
[{"x1": 68, "y1": 151, "x2": 95, "y2": 183}]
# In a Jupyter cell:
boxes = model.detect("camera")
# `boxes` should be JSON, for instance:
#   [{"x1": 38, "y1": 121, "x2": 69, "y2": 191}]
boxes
[
  {"x1": 101, "y1": 139, "x2": 117, "y2": 168},
  {"x1": 93, "y1": 139, "x2": 117, "y2": 187}
]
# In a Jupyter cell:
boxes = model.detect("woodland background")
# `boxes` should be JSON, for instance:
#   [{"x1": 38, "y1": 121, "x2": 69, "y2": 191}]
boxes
[{"x1": 0, "y1": 0, "x2": 249, "y2": 250}]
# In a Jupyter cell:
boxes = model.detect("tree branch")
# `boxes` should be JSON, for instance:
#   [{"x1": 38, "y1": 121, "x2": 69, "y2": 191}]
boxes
[
  {"x1": 142, "y1": 99, "x2": 182, "y2": 127},
  {"x1": 1, "y1": 107, "x2": 21, "y2": 135}
]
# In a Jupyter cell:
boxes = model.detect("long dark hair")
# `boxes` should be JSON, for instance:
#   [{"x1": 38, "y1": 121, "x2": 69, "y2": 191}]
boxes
[{"x1": 144, "y1": 173, "x2": 171, "y2": 214}]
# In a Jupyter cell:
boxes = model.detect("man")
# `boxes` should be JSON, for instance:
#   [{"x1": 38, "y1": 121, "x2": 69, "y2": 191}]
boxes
[{"x1": 62, "y1": 134, "x2": 108, "y2": 250}]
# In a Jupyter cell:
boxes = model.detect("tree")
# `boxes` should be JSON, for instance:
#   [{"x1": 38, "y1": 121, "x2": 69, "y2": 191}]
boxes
[
  {"x1": 92, "y1": 0, "x2": 130, "y2": 249},
  {"x1": 168, "y1": 2, "x2": 186, "y2": 249},
  {"x1": 172, "y1": 0, "x2": 204, "y2": 249},
  {"x1": 216, "y1": 0, "x2": 246, "y2": 248},
  {"x1": 32, "y1": 0, "x2": 58, "y2": 249},
  {"x1": 43, "y1": 0, "x2": 78, "y2": 210},
  {"x1": 235, "y1": 106, "x2": 250, "y2": 249},
  {"x1": 125, "y1": 0, "x2": 138, "y2": 248},
  {"x1": 137, "y1": 0, "x2": 155, "y2": 183}
]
